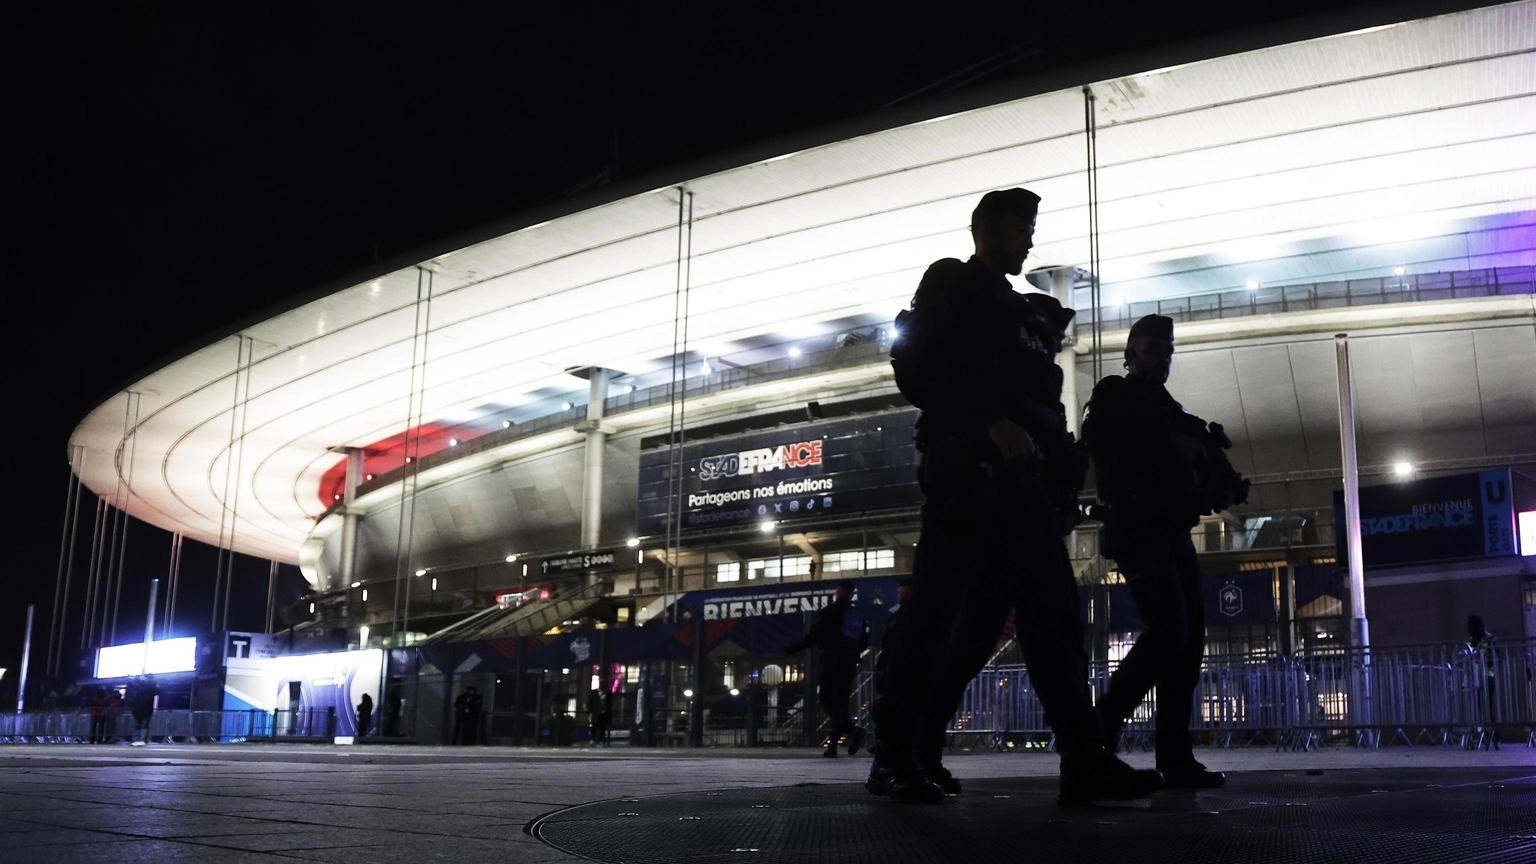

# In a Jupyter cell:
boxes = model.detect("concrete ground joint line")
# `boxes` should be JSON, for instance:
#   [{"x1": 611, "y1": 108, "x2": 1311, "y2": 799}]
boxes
[{"x1": 3, "y1": 787, "x2": 528, "y2": 836}]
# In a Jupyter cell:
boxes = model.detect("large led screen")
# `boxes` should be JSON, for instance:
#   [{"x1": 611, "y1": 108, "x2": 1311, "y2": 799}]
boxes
[
  {"x1": 94, "y1": 637, "x2": 198, "y2": 678},
  {"x1": 636, "y1": 410, "x2": 921, "y2": 536}
]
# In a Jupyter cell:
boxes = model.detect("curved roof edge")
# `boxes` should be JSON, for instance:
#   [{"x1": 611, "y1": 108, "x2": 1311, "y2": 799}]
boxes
[{"x1": 67, "y1": 0, "x2": 1499, "y2": 438}]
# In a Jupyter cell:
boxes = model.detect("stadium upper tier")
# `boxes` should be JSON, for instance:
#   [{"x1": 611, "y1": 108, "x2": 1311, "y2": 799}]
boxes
[{"x1": 69, "y1": 2, "x2": 1535, "y2": 578}]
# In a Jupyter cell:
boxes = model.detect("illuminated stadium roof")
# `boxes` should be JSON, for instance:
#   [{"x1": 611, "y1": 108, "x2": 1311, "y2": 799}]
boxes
[{"x1": 70, "y1": 2, "x2": 1535, "y2": 577}]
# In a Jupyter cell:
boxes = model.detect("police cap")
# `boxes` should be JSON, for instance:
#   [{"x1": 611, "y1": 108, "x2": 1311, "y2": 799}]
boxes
[
  {"x1": 972, "y1": 188, "x2": 1041, "y2": 225},
  {"x1": 1128, "y1": 313, "x2": 1173, "y2": 342}
]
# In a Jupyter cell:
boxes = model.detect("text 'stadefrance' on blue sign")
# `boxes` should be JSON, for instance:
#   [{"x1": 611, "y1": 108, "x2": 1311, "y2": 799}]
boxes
[
  {"x1": 1334, "y1": 468, "x2": 1517, "y2": 568},
  {"x1": 635, "y1": 410, "x2": 922, "y2": 536}
]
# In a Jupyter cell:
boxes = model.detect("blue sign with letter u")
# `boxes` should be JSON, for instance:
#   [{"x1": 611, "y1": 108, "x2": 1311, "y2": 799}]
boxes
[{"x1": 1479, "y1": 469, "x2": 1514, "y2": 556}]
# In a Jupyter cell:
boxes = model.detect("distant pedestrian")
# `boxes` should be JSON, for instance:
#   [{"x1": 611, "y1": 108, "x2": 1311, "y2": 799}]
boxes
[
  {"x1": 383, "y1": 690, "x2": 403, "y2": 737},
  {"x1": 454, "y1": 686, "x2": 484, "y2": 745},
  {"x1": 868, "y1": 580, "x2": 912, "y2": 756},
  {"x1": 128, "y1": 675, "x2": 158, "y2": 746},
  {"x1": 879, "y1": 579, "x2": 913, "y2": 652},
  {"x1": 355, "y1": 693, "x2": 374, "y2": 739},
  {"x1": 87, "y1": 686, "x2": 112, "y2": 744},
  {"x1": 588, "y1": 689, "x2": 613, "y2": 747},
  {"x1": 786, "y1": 580, "x2": 868, "y2": 758},
  {"x1": 107, "y1": 687, "x2": 125, "y2": 741},
  {"x1": 1465, "y1": 615, "x2": 1498, "y2": 746}
]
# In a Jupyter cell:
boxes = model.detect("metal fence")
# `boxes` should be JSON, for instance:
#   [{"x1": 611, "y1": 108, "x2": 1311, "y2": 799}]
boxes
[
  {"x1": 947, "y1": 640, "x2": 1534, "y2": 752},
  {"x1": 0, "y1": 708, "x2": 340, "y2": 744},
  {"x1": 7, "y1": 641, "x2": 1530, "y2": 750},
  {"x1": 585, "y1": 639, "x2": 1534, "y2": 752}
]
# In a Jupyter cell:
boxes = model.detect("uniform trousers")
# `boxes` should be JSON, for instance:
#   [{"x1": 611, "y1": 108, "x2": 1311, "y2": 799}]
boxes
[
  {"x1": 872, "y1": 455, "x2": 1098, "y2": 770},
  {"x1": 1097, "y1": 532, "x2": 1203, "y2": 766},
  {"x1": 818, "y1": 652, "x2": 858, "y2": 741}
]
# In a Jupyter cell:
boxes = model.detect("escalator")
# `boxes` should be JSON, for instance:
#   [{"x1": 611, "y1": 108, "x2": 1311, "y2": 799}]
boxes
[{"x1": 421, "y1": 579, "x2": 611, "y2": 644}]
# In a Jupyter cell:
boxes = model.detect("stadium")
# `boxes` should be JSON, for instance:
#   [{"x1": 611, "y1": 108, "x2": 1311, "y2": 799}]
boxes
[{"x1": 44, "y1": 1, "x2": 1536, "y2": 747}]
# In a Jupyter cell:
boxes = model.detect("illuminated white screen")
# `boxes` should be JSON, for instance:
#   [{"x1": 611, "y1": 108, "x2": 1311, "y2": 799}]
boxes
[
  {"x1": 94, "y1": 637, "x2": 197, "y2": 678},
  {"x1": 1519, "y1": 511, "x2": 1536, "y2": 557}
]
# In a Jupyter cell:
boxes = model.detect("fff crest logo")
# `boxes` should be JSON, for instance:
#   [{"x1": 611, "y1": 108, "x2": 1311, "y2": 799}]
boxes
[{"x1": 1218, "y1": 582, "x2": 1244, "y2": 617}]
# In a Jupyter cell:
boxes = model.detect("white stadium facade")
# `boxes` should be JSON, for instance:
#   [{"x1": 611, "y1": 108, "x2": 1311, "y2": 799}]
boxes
[{"x1": 58, "y1": 1, "x2": 1534, "y2": 744}]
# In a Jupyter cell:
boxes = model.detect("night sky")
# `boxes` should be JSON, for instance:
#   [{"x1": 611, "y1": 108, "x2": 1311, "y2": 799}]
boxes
[{"x1": 4, "y1": 1, "x2": 1420, "y2": 704}]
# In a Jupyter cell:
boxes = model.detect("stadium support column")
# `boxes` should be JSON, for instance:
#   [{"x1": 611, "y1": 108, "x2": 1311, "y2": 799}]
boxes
[
  {"x1": 1280, "y1": 562, "x2": 1297, "y2": 657},
  {"x1": 17, "y1": 604, "x2": 34, "y2": 712},
  {"x1": 580, "y1": 368, "x2": 610, "y2": 551},
  {"x1": 1335, "y1": 333, "x2": 1374, "y2": 742},
  {"x1": 1333, "y1": 334, "x2": 1368, "y2": 651},
  {"x1": 337, "y1": 447, "x2": 365, "y2": 592},
  {"x1": 1049, "y1": 267, "x2": 1080, "y2": 434}
]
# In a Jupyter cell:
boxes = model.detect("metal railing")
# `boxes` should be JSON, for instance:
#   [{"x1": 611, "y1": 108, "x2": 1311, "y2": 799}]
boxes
[
  {"x1": 426, "y1": 579, "x2": 612, "y2": 643},
  {"x1": 1078, "y1": 265, "x2": 1534, "y2": 335},
  {"x1": 0, "y1": 709, "x2": 282, "y2": 744},
  {"x1": 10, "y1": 640, "x2": 1527, "y2": 751},
  {"x1": 947, "y1": 639, "x2": 1534, "y2": 752},
  {"x1": 260, "y1": 708, "x2": 340, "y2": 739}
]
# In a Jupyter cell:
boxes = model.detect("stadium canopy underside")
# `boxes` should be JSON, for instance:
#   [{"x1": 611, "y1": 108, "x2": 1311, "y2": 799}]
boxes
[{"x1": 71, "y1": 1, "x2": 1535, "y2": 589}]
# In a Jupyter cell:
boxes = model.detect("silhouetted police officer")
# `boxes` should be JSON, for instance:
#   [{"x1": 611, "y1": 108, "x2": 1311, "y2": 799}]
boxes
[
  {"x1": 868, "y1": 188, "x2": 1162, "y2": 805},
  {"x1": 1082, "y1": 313, "x2": 1235, "y2": 788}
]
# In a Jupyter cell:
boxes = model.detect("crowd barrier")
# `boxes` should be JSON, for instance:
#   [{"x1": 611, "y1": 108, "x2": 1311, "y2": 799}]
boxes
[
  {"x1": 948, "y1": 640, "x2": 1534, "y2": 751},
  {"x1": 6, "y1": 641, "x2": 1530, "y2": 750},
  {"x1": 0, "y1": 708, "x2": 336, "y2": 744}
]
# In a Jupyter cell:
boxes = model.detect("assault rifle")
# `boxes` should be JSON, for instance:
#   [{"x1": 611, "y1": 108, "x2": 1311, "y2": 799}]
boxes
[{"x1": 1174, "y1": 414, "x2": 1251, "y2": 516}]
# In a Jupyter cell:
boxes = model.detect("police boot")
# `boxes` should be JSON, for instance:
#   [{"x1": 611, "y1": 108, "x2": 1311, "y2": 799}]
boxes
[
  {"x1": 823, "y1": 737, "x2": 838, "y2": 758},
  {"x1": 864, "y1": 760, "x2": 895, "y2": 796},
  {"x1": 1159, "y1": 759, "x2": 1225, "y2": 789},
  {"x1": 1058, "y1": 750, "x2": 1163, "y2": 807},
  {"x1": 919, "y1": 761, "x2": 962, "y2": 796},
  {"x1": 866, "y1": 747, "x2": 945, "y2": 804},
  {"x1": 846, "y1": 727, "x2": 867, "y2": 756},
  {"x1": 882, "y1": 768, "x2": 946, "y2": 804},
  {"x1": 915, "y1": 740, "x2": 961, "y2": 795}
]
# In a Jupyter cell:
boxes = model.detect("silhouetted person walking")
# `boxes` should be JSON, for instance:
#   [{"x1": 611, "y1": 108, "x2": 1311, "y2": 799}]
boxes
[
  {"x1": 588, "y1": 689, "x2": 613, "y2": 747},
  {"x1": 786, "y1": 580, "x2": 868, "y2": 757},
  {"x1": 1465, "y1": 614, "x2": 1498, "y2": 747},
  {"x1": 383, "y1": 690, "x2": 403, "y2": 737},
  {"x1": 869, "y1": 580, "x2": 911, "y2": 755},
  {"x1": 356, "y1": 693, "x2": 373, "y2": 739},
  {"x1": 879, "y1": 580, "x2": 912, "y2": 652},
  {"x1": 454, "y1": 686, "x2": 484, "y2": 745},
  {"x1": 1083, "y1": 313, "x2": 1246, "y2": 788},
  {"x1": 868, "y1": 188, "x2": 1161, "y2": 805},
  {"x1": 128, "y1": 675, "x2": 158, "y2": 746},
  {"x1": 87, "y1": 686, "x2": 112, "y2": 744}
]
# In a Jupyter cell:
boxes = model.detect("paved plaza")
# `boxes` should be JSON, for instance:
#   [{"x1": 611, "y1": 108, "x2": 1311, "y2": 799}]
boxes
[{"x1": 0, "y1": 743, "x2": 1530, "y2": 863}]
